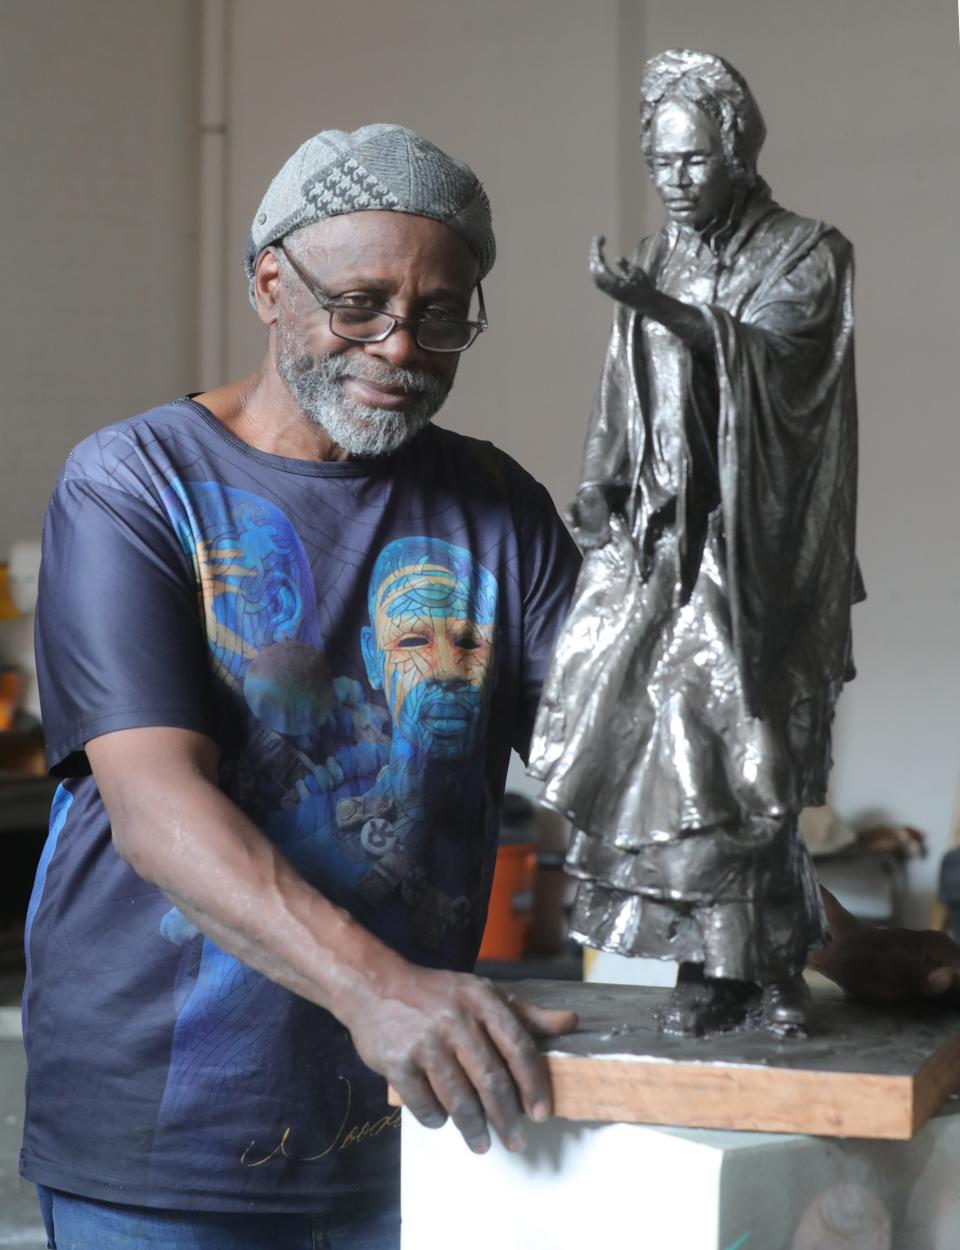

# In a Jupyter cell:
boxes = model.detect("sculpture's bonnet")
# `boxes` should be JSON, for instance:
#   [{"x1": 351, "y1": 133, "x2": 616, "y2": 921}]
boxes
[{"x1": 640, "y1": 49, "x2": 767, "y2": 181}]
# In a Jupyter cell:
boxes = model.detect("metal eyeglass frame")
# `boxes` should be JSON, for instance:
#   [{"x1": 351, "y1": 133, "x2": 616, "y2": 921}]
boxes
[{"x1": 276, "y1": 241, "x2": 487, "y2": 353}]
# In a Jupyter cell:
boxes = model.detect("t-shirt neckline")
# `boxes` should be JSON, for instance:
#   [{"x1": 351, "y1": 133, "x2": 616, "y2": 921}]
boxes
[{"x1": 179, "y1": 395, "x2": 397, "y2": 478}]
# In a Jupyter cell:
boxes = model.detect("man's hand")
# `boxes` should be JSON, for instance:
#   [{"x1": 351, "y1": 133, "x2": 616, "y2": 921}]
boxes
[
  {"x1": 590, "y1": 235, "x2": 659, "y2": 314},
  {"x1": 811, "y1": 887, "x2": 960, "y2": 1003},
  {"x1": 341, "y1": 962, "x2": 577, "y2": 1154}
]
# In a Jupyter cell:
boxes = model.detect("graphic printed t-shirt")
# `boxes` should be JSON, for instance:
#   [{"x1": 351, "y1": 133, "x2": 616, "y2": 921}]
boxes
[{"x1": 21, "y1": 398, "x2": 578, "y2": 1211}]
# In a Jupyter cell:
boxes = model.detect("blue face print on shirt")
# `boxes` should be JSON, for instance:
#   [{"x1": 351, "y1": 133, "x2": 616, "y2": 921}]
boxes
[{"x1": 360, "y1": 538, "x2": 498, "y2": 761}]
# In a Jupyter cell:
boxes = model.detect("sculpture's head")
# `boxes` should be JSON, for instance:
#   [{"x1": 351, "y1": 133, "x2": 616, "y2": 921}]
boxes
[{"x1": 639, "y1": 50, "x2": 766, "y2": 232}]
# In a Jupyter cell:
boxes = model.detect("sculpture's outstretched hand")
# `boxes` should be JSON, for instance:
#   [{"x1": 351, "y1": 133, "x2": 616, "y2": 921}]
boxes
[
  {"x1": 590, "y1": 235, "x2": 658, "y2": 314},
  {"x1": 810, "y1": 888, "x2": 960, "y2": 1003}
]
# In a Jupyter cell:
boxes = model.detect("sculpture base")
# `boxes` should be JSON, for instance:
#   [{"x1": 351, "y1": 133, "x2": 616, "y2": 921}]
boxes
[
  {"x1": 512, "y1": 979, "x2": 960, "y2": 1138},
  {"x1": 398, "y1": 982, "x2": 960, "y2": 1248}
]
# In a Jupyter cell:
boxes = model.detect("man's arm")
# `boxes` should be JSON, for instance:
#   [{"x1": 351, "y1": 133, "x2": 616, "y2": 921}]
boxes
[
  {"x1": 810, "y1": 886, "x2": 960, "y2": 1002},
  {"x1": 88, "y1": 725, "x2": 576, "y2": 1155}
]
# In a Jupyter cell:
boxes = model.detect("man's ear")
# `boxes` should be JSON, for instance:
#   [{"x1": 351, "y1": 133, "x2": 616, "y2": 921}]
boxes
[
  {"x1": 252, "y1": 248, "x2": 283, "y2": 326},
  {"x1": 360, "y1": 625, "x2": 383, "y2": 690}
]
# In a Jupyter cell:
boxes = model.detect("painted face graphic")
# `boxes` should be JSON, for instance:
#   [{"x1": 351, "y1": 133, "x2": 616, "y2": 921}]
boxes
[
  {"x1": 163, "y1": 481, "x2": 320, "y2": 685},
  {"x1": 362, "y1": 539, "x2": 497, "y2": 760}
]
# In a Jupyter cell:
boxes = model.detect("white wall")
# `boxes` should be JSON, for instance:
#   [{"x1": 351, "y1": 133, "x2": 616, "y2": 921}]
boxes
[
  {"x1": 4, "y1": 1, "x2": 957, "y2": 921},
  {"x1": 0, "y1": 0, "x2": 200, "y2": 557}
]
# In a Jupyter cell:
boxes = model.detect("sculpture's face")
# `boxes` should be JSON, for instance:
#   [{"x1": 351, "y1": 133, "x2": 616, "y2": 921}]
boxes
[{"x1": 650, "y1": 97, "x2": 734, "y2": 231}]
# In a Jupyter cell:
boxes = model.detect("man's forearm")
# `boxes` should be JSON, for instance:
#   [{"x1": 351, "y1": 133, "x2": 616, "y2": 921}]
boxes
[{"x1": 91, "y1": 736, "x2": 397, "y2": 1022}]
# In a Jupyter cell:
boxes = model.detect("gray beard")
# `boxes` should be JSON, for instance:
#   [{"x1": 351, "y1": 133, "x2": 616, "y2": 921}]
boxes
[{"x1": 275, "y1": 316, "x2": 451, "y2": 458}]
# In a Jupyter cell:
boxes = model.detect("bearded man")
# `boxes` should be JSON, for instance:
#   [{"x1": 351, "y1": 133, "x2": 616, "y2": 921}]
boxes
[{"x1": 22, "y1": 125, "x2": 580, "y2": 1248}]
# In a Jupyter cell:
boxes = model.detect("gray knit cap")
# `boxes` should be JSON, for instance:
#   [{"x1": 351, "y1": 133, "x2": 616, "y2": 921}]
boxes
[{"x1": 244, "y1": 123, "x2": 495, "y2": 297}]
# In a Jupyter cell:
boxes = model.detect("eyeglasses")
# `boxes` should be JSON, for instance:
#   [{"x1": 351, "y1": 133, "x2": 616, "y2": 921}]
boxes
[{"x1": 277, "y1": 242, "x2": 487, "y2": 353}]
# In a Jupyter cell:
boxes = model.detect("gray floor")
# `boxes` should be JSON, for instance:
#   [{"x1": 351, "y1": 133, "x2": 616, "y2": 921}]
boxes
[{"x1": 0, "y1": 1010, "x2": 45, "y2": 1249}]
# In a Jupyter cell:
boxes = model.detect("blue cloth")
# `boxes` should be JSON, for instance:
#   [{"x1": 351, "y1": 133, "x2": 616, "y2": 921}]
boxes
[
  {"x1": 23, "y1": 399, "x2": 579, "y2": 1213},
  {"x1": 36, "y1": 1185, "x2": 400, "y2": 1249}
]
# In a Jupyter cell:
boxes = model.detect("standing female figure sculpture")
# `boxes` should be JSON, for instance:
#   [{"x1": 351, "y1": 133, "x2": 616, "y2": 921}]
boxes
[{"x1": 529, "y1": 50, "x2": 864, "y2": 1037}]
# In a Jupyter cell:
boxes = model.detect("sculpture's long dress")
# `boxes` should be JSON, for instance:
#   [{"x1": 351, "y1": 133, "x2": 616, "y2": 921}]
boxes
[{"x1": 529, "y1": 188, "x2": 863, "y2": 983}]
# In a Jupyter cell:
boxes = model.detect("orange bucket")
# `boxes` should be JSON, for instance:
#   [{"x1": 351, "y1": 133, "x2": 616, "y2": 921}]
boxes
[{"x1": 477, "y1": 841, "x2": 537, "y2": 962}]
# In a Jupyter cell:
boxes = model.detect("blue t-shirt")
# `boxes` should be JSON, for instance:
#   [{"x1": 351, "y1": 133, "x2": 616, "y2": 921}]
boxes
[{"x1": 21, "y1": 398, "x2": 578, "y2": 1212}]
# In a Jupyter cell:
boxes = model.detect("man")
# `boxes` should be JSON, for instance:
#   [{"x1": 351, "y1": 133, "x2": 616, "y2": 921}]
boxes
[{"x1": 22, "y1": 125, "x2": 580, "y2": 1248}]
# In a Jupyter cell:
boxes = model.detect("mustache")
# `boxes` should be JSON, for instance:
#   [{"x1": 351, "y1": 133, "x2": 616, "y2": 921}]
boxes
[{"x1": 321, "y1": 354, "x2": 448, "y2": 400}]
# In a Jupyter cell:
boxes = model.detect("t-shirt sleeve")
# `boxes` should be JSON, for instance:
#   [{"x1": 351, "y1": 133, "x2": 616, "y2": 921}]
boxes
[
  {"x1": 36, "y1": 475, "x2": 217, "y2": 777},
  {"x1": 512, "y1": 480, "x2": 581, "y2": 762}
]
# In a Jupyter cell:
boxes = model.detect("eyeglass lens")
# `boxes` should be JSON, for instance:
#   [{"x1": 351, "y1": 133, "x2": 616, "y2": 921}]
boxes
[{"x1": 329, "y1": 309, "x2": 476, "y2": 352}]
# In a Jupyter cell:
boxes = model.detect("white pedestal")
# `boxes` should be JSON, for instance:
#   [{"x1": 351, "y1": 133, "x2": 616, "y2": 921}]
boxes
[{"x1": 401, "y1": 1100, "x2": 960, "y2": 1250}]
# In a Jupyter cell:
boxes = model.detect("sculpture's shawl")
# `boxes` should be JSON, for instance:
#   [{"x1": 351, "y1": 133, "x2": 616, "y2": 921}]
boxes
[
  {"x1": 529, "y1": 190, "x2": 863, "y2": 864},
  {"x1": 579, "y1": 193, "x2": 862, "y2": 719}
]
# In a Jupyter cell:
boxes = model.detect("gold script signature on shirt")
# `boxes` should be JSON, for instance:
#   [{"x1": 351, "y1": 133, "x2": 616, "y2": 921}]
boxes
[{"x1": 240, "y1": 1076, "x2": 401, "y2": 1168}]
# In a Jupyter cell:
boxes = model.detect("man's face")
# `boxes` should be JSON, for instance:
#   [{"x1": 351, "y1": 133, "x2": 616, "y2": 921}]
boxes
[
  {"x1": 650, "y1": 97, "x2": 734, "y2": 231},
  {"x1": 269, "y1": 212, "x2": 478, "y2": 456},
  {"x1": 369, "y1": 561, "x2": 494, "y2": 759}
]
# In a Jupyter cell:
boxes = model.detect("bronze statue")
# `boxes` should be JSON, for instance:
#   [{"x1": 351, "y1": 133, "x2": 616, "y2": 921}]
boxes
[{"x1": 529, "y1": 49, "x2": 864, "y2": 1038}]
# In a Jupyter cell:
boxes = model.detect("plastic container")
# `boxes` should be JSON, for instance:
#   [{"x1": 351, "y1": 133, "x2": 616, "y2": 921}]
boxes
[{"x1": 477, "y1": 794, "x2": 537, "y2": 962}]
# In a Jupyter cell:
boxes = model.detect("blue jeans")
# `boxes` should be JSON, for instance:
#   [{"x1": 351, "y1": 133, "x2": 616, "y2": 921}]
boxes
[{"x1": 36, "y1": 1186, "x2": 400, "y2": 1249}]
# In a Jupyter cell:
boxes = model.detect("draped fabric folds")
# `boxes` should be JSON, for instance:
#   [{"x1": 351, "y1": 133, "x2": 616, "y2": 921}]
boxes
[{"x1": 529, "y1": 189, "x2": 863, "y2": 980}]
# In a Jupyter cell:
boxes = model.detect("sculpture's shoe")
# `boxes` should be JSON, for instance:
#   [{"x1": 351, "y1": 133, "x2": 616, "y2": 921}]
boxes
[
  {"x1": 761, "y1": 976, "x2": 814, "y2": 1039},
  {"x1": 656, "y1": 976, "x2": 754, "y2": 1037}
]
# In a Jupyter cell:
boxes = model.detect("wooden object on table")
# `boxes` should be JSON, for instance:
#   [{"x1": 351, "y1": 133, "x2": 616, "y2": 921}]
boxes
[
  {"x1": 930, "y1": 768, "x2": 960, "y2": 931},
  {"x1": 391, "y1": 979, "x2": 960, "y2": 1140}
]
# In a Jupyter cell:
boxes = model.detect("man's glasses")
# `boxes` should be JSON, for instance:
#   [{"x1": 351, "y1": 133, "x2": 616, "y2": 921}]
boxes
[{"x1": 277, "y1": 242, "x2": 487, "y2": 353}]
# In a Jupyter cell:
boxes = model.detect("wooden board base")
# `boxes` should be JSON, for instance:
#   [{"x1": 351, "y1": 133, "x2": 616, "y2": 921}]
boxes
[
  {"x1": 390, "y1": 981, "x2": 960, "y2": 1140},
  {"x1": 520, "y1": 980, "x2": 960, "y2": 1139}
]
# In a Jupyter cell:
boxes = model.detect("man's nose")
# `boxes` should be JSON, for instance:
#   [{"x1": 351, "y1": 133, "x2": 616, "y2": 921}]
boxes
[
  {"x1": 676, "y1": 161, "x2": 693, "y2": 188},
  {"x1": 364, "y1": 321, "x2": 425, "y2": 369}
]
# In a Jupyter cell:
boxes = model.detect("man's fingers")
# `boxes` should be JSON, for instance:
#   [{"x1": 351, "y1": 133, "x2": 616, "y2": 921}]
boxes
[
  {"x1": 424, "y1": 1051, "x2": 491, "y2": 1154},
  {"x1": 391, "y1": 1068, "x2": 448, "y2": 1131},
  {"x1": 453, "y1": 1021, "x2": 528, "y2": 1151},
  {"x1": 480, "y1": 998, "x2": 557, "y2": 1123},
  {"x1": 509, "y1": 999, "x2": 579, "y2": 1038}
]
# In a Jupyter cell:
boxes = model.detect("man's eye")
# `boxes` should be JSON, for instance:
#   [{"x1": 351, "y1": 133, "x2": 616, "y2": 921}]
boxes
[
  {"x1": 335, "y1": 307, "x2": 381, "y2": 326},
  {"x1": 336, "y1": 295, "x2": 381, "y2": 310},
  {"x1": 421, "y1": 307, "x2": 460, "y2": 322},
  {"x1": 395, "y1": 635, "x2": 429, "y2": 648}
]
